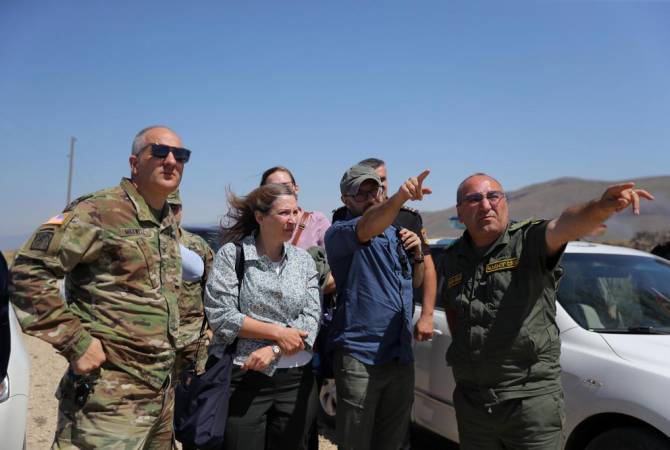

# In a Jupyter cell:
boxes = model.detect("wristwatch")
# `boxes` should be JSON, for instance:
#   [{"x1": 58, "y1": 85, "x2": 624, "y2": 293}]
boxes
[
  {"x1": 271, "y1": 345, "x2": 282, "y2": 359},
  {"x1": 413, "y1": 252, "x2": 425, "y2": 264}
]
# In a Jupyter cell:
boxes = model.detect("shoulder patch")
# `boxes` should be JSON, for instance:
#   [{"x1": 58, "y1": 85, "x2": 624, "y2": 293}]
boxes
[
  {"x1": 30, "y1": 230, "x2": 54, "y2": 251},
  {"x1": 509, "y1": 218, "x2": 544, "y2": 232},
  {"x1": 42, "y1": 213, "x2": 71, "y2": 226}
]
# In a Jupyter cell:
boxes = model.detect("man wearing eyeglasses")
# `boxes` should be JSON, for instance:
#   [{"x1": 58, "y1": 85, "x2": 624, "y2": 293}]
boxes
[
  {"x1": 441, "y1": 173, "x2": 654, "y2": 450},
  {"x1": 10, "y1": 125, "x2": 189, "y2": 449},
  {"x1": 324, "y1": 164, "x2": 430, "y2": 450}
]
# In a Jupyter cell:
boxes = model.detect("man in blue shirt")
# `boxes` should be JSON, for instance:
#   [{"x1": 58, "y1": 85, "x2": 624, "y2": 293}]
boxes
[{"x1": 325, "y1": 164, "x2": 431, "y2": 450}]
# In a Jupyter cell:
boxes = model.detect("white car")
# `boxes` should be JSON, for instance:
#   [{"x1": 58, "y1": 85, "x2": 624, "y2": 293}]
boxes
[
  {"x1": 413, "y1": 241, "x2": 670, "y2": 449},
  {"x1": 0, "y1": 306, "x2": 30, "y2": 450}
]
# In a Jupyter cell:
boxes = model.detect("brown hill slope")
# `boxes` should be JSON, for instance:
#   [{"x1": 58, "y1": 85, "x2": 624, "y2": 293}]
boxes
[{"x1": 421, "y1": 176, "x2": 670, "y2": 242}]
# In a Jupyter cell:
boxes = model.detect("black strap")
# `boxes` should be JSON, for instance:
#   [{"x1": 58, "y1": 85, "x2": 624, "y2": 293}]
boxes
[
  {"x1": 234, "y1": 242, "x2": 245, "y2": 289},
  {"x1": 193, "y1": 242, "x2": 245, "y2": 361}
]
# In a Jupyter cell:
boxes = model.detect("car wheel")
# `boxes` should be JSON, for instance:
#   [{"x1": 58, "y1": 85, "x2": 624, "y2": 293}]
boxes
[
  {"x1": 318, "y1": 378, "x2": 337, "y2": 427},
  {"x1": 585, "y1": 426, "x2": 670, "y2": 450}
]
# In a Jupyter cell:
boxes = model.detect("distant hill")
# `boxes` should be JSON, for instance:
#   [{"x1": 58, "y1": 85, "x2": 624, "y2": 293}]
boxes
[{"x1": 421, "y1": 176, "x2": 670, "y2": 242}]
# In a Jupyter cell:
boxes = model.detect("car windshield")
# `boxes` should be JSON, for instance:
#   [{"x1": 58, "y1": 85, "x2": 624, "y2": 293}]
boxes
[{"x1": 557, "y1": 253, "x2": 670, "y2": 334}]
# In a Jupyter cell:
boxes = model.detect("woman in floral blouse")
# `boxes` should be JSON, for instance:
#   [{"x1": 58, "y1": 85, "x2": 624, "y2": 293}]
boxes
[{"x1": 204, "y1": 183, "x2": 321, "y2": 450}]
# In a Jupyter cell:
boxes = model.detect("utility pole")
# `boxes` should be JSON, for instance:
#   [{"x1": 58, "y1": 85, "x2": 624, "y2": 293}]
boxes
[{"x1": 66, "y1": 136, "x2": 76, "y2": 205}]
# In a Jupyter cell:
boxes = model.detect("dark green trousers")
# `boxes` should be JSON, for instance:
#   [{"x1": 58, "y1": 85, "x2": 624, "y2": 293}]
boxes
[
  {"x1": 333, "y1": 351, "x2": 414, "y2": 450},
  {"x1": 454, "y1": 385, "x2": 565, "y2": 450}
]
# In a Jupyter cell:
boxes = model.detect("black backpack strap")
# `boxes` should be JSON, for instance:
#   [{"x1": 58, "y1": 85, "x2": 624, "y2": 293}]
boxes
[
  {"x1": 194, "y1": 242, "x2": 245, "y2": 361},
  {"x1": 234, "y1": 242, "x2": 245, "y2": 288}
]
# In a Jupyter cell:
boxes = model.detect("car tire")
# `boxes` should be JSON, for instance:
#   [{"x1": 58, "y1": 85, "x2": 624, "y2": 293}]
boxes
[
  {"x1": 585, "y1": 426, "x2": 670, "y2": 450},
  {"x1": 318, "y1": 378, "x2": 337, "y2": 427}
]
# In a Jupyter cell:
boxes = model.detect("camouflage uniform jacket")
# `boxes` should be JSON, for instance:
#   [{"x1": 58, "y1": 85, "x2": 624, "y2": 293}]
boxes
[
  {"x1": 10, "y1": 178, "x2": 182, "y2": 389},
  {"x1": 176, "y1": 228, "x2": 213, "y2": 349}
]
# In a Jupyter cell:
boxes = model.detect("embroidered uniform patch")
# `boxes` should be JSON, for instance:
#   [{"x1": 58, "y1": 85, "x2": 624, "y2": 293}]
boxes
[
  {"x1": 485, "y1": 258, "x2": 519, "y2": 274},
  {"x1": 119, "y1": 228, "x2": 153, "y2": 237},
  {"x1": 447, "y1": 273, "x2": 462, "y2": 288},
  {"x1": 30, "y1": 231, "x2": 54, "y2": 251},
  {"x1": 43, "y1": 213, "x2": 69, "y2": 226}
]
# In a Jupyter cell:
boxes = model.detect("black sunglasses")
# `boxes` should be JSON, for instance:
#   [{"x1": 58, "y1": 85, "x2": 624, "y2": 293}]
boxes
[{"x1": 145, "y1": 143, "x2": 191, "y2": 163}]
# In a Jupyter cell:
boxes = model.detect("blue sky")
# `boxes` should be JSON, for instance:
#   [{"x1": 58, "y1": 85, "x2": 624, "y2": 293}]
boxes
[{"x1": 1, "y1": 1, "x2": 669, "y2": 246}]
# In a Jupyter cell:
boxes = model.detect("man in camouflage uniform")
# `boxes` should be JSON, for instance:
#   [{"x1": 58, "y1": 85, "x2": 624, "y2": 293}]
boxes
[
  {"x1": 10, "y1": 125, "x2": 191, "y2": 449},
  {"x1": 166, "y1": 190, "x2": 213, "y2": 383},
  {"x1": 441, "y1": 173, "x2": 654, "y2": 450}
]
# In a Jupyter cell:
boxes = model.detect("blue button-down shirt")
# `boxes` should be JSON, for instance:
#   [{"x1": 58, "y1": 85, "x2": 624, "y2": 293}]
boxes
[{"x1": 325, "y1": 216, "x2": 414, "y2": 365}]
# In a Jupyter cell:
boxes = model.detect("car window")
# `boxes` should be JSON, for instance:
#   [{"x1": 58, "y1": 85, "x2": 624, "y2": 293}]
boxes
[{"x1": 558, "y1": 253, "x2": 670, "y2": 333}]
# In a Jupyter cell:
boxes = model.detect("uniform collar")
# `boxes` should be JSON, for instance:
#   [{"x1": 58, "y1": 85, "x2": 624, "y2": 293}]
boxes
[
  {"x1": 459, "y1": 225, "x2": 511, "y2": 261},
  {"x1": 120, "y1": 178, "x2": 174, "y2": 228}
]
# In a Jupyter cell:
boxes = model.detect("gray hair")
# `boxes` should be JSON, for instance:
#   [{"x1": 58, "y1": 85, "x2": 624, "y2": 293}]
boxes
[{"x1": 131, "y1": 125, "x2": 174, "y2": 155}]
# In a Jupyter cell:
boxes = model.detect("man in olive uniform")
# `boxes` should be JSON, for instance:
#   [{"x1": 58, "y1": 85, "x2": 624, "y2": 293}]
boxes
[
  {"x1": 441, "y1": 173, "x2": 654, "y2": 450},
  {"x1": 10, "y1": 125, "x2": 191, "y2": 449},
  {"x1": 167, "y1": 190, "x2": 214, "y2": 383},
  {"x1": 332, "y1": 157, "x2": 437, "y2": 342}
]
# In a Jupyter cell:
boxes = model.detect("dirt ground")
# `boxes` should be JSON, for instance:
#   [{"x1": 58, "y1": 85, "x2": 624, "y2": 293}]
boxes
[
  {"x1": 22, "y1": 333, "x2": 337, "y2": 449},
  {"x1": 22, "y1": 333, "x2": 454, "y2": 449}
]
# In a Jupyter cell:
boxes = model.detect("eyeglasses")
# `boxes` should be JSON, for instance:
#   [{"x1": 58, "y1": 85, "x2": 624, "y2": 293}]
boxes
[
  {"x1": 348, "y1": 186, "x2": 382, "y2": 202},
  {"x1": 145, "y1": 144, "x2": 191, "y2": 163},
  {"x1": 458, "y1": 190, "x2": 505, "y2": 206}
]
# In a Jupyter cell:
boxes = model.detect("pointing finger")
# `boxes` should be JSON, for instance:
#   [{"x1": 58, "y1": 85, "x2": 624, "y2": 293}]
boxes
[
  {"x1": 417, "y1": 170, "x2": 430, "y2": 183},
  {"x1": 630, "y1": 190, "x2": 640, "y2": 215},
  {"x1": 635, "y1": 189, "x2": 655, "y2": 201}
]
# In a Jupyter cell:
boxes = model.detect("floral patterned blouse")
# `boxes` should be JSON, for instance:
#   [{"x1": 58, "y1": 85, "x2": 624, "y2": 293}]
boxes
[{"x1": 204, "y1": 234, "x2": 321, "y2": 375}]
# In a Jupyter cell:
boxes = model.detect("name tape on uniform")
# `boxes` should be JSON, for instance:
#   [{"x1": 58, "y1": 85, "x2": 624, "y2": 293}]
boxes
[
  {"x1": 119, "y1": 228, "x2": 154, "y2": 237},
  {"x1": 447, "y1": 273, "x2": 462, "y2": 288},
  {"x1": 485, "y1": 257, "x2": 519, "y2": 274}
]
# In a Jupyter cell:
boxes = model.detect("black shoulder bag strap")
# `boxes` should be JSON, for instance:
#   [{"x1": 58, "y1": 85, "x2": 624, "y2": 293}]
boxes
[{"x1": 193, "y1": 242, "x2": 245, "y2": 362}]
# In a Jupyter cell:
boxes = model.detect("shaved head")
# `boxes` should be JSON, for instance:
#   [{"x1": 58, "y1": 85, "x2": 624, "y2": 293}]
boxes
[{"x1": 456, "y1": 173, "x2": 503, "y2": 205}]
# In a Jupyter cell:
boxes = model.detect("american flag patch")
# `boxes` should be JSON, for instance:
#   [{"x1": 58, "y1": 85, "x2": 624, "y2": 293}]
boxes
[{"x1": 43, "y1": 213, "x2": 69, "y2": 226}]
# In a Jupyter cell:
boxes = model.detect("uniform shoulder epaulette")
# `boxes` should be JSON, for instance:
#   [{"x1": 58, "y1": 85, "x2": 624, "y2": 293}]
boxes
[
  {"x1": 63, "y1": 193, "x2": 95, "y2": 212},
  {"x1": 400, "y1": 205, "x2": 419, "y2": 215},
  {"x1": 509, "y1": 218, "x2": 545, "y2": 232},
  {"x1": 65, "y1": 184, "x2": 124, "y2": 212}
]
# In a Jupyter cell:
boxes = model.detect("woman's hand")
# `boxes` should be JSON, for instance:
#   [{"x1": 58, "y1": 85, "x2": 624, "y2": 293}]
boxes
[
  {"x1": 241, "y1": 346, "x2": 276, "y2": 372},
  {"x1": 274, "y1": 325, "x2": 308, "y2": 355}
]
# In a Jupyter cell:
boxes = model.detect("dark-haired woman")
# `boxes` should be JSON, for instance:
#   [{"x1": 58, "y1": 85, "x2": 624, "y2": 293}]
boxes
[{"x1": 204, "y1": 183, "x2": 321, "y2": 450}]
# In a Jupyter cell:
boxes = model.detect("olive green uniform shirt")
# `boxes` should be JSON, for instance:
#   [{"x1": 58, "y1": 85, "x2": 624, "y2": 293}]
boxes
[
  {"x1": 10, "y1": 178, "x2": 182, "y2": 389},
  {"x1": 441, "y1": 219, "x2": 564, "y2": 401}
]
